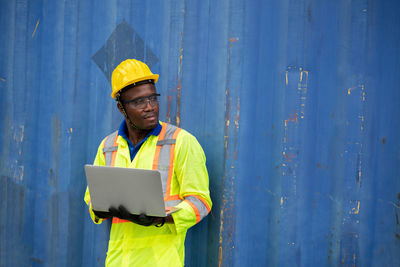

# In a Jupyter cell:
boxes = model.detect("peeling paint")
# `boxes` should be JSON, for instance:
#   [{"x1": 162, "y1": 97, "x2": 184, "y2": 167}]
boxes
[
  {"x1": 284, "y1": 113, "x2": 299, "y2": 127},
  {"x1": 13, "y1": 165, "x2": 24, "y2": 182},
  {"x1": 224, "y1": 136, "x2": 228, "y2": 150},
  {"x1": 356, "y1": 153, "x2": 362, "y2": 186},
  {"x1": 360, "y1": 115, "x2": 365, "y2": 131},
  {"x1": 346, "y1": 84, "x2": 366, "y2": 190},
  {"x1": 285, "y1": 71, "x2": 288, "y2": 85},
  {"x1": 176, "y1": 81, "x2": 181, "y2": 127},
  {"x1": 283, "y1": 151, "x2": 296, "y2": 162},
  {"x1": 234, "y1": 97, "x2": 240, "y2": 129},
  {"x1": 351, "y1": 201, "x2": 360, "y2": 214},
  {"x1": 347, "y1": 86, "x2": 355, "y2": 95},
  {"x1": 361, "y1": 84, "x2": 366, "y2": 101},
  {"x1": 229, "y1": 36, "x2": 239, "y2": 42},
  {"x1": 166, "y1": 95, "x2": 173, "y2": 123},
  {"x1": 32, "y1": 18, "x2": 40, "y2": 38},
  {"x1": 13, "y1": 125, "x2": 24, "y2": 143},
  {"x1": 218, "y1": 209, "x2": 224, "y2": 267},
  {"x1": 218, "y1": 62, "x2": 238, "y2": 265}
]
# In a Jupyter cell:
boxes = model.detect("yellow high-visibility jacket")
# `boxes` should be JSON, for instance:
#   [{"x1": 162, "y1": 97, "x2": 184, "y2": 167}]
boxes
[{"x1": 84, "y1": 122, "x2": 212, "y2": 267}]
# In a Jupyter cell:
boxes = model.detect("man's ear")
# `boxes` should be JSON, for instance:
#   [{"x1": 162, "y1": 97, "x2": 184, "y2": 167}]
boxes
[{"x1": 117, "y1": 102, "x2": 124, "y2": 115}]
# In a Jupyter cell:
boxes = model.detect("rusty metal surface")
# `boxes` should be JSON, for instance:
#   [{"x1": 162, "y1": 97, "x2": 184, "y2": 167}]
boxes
[{"x1": 1, "y1": 0, "x2": 400, "y2": 266}]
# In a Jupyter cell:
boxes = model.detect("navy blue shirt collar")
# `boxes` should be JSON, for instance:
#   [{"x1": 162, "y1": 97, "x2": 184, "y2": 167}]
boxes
[{"x1": 118, "y1": 120, "x2": 162, "y2": 161}]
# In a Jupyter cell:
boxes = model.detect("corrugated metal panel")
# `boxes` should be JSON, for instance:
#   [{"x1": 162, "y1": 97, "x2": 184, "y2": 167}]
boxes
[{"x1": 1, "y1": 0, "x2": 399, "y2": 266}]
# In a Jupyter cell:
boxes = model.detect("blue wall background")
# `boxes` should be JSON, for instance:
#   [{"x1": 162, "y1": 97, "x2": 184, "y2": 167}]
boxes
[{"x1": 1, "y1": 0, "x2": 399, "y2": 266}]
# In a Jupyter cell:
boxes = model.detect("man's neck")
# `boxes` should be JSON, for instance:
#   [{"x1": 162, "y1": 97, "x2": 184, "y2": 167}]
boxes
[{"x1": 126, "y1": 124, "x2": 152, "y2": 146}]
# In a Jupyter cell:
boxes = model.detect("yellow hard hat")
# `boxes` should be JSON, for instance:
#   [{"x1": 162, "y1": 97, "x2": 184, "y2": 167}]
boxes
[{"x1": 111, "y1": 59, "x2": 159, "y2": 99}]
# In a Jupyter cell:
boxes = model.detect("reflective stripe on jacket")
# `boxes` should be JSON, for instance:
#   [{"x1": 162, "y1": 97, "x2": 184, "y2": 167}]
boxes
[{"x1": 84, "y1": 122, "x2": 212, "y2": 267}]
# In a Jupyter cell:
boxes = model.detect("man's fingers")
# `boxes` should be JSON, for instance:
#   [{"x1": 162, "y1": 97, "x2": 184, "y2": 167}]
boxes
[
  {"x1": 118, "y1": 205, "x2": 131, "y2": 218},
  {"x1": 109, "y1": 206, "x2": 120, "y2": 217}
]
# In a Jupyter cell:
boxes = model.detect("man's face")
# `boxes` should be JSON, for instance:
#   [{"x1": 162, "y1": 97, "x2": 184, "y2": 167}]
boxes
[{"x1": 118, "y1": 83, "x2": 159, "y2": 130}]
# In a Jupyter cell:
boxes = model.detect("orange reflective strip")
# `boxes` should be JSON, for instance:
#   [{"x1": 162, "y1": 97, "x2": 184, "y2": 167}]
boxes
[
  {"x1": 152, "y1": 145, "x2": 162, "y2": 170},
  {"x1": 186, "y1": 194, "x2": 211, "y2": 212},
  {"x1": 186, "y1": 200, "x2": 201, "y2": 223},
  {"x1": 152, "y1": 123, "x2": 168, "y2": 170},
  {"x1": 112, "y1": 131, "x2": 119, "y2": 145},
  {"x1": 164, "y1": 128, "x2": 181, "y2": 200},
  {"x1": 172, "y1": 128, "x2": 181, "y2": 140},
  {"x1": 110, "y1": 132, "x2": 119, "y2": 166},
  {"x1": 158, "y1": 123, "x2": 168, "y2": 140},
  {"x1": 164, "y1": 194, "x2": 181, "y2": 201},
  {"x1": 112, "y1": 217, "x2": 131, "y2": 224},
  {"x1": 112, "y1": 131, "x2": 119, "y2": 146},
  {"x1": 111, "y1": 152, "x2": 117, "y2": 166}
]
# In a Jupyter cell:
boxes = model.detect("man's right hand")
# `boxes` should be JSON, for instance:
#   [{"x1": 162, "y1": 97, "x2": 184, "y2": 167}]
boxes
[
  {"x1": 109, "y1": 205, "x2": 158, "y2": 226},
  {"x1": 92, "y1": 210, "x2": 111, "y2": 219}
]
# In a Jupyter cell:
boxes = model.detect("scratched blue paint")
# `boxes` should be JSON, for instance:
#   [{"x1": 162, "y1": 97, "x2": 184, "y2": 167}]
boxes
[{"x1": 1, "y1": 0, "x2": 400, "y2": 266}]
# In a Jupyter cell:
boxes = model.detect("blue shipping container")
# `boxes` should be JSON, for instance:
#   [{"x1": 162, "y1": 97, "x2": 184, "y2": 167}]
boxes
[{"x1": 1, "y1": 0, "x2": 399, "y2": 266}]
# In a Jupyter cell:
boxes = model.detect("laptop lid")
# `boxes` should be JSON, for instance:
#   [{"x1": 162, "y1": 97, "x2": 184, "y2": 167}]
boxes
[{"x1": 84, "y1": 164, "x2": 179, "y2": 217}]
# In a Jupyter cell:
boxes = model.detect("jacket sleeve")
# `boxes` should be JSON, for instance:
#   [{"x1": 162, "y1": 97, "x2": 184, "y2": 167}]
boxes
[
  {"x1": 84, "y1": 139, "x2": 107, "y2": 224},
  {"x1": 171, "y1": 131, "x2": 212, "y2": 234}
]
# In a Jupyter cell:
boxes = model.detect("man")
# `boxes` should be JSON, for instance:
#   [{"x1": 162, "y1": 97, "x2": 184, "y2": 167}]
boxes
[{"x1": 84, "y1": 59, "x2": 212, "y2": 266}]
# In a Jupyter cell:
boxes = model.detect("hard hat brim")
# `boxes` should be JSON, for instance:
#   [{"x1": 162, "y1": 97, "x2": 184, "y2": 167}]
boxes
[{"x1": 111, "y1": 74, "x2": 159, "y2": 99}]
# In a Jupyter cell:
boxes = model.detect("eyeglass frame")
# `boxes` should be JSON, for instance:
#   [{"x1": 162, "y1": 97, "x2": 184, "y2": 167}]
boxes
[{"x1": 120, "y1": 93, "x2": 161, "y2": 109}]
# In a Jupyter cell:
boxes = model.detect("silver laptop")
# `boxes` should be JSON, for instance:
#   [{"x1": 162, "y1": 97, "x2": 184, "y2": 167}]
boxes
[{"x1": 84, "y1": 164, "x2": 179, "y2": 217}]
